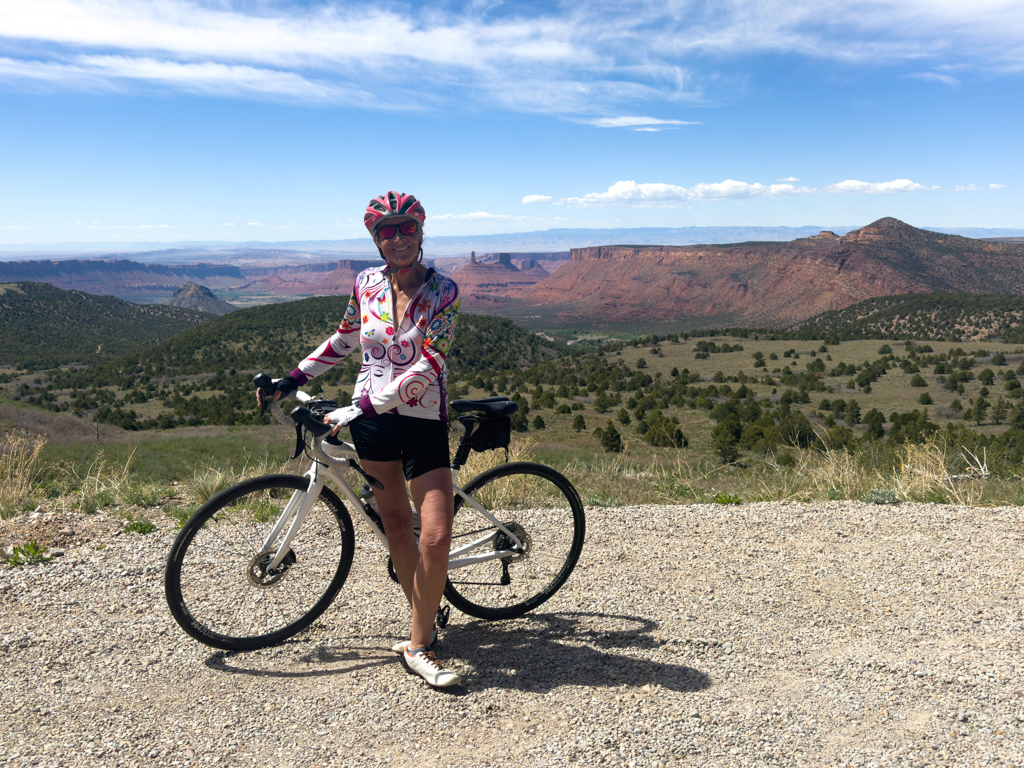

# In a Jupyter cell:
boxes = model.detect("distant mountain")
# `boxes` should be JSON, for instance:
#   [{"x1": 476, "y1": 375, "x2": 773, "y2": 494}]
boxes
[
  {"x1": 0, "y1": 258, "x2": 245, "y2": 302},
  {"x1": 164, "y1": 282, "x2": 237, "y2": 315},
  {"x1": 4, "y1": 224, "x2": 1024, "y2": 260},
  {"x1": 479, "y1": 218, "x2": 1024, "y2": 330},
  {"x1": 788, "y1": 294, "x2": 1024, "y2": 342},
  {"x1": 0, "y1": 282, "x2": 212, "y2": 369}
]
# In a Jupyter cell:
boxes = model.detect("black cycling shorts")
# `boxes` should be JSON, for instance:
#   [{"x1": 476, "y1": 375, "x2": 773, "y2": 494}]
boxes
[{"x1": 348, "y1": 413, "x2": 451, "y2": 481}]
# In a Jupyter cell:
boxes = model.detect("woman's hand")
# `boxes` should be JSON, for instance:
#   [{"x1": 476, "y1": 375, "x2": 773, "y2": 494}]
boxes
[
  {"x1": 255, "y1": 387, "x2": 282, "y2": 409},
  {"x1": 324, "y1": 405, "x2": 363, "y2": 436}
]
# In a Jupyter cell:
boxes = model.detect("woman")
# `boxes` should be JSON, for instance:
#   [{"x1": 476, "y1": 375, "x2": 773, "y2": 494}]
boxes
[{"x1": 258, "y1": 191, "x2": 461, "y2": 688}]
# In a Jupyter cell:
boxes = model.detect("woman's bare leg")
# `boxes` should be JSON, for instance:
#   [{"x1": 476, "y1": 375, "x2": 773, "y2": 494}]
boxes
[
  {"x1": 407, "y1": 466, "x2": 454, "y2": 648},
  {"x1": 360, "y1": 462, "x2": 453, "y2": 649}
]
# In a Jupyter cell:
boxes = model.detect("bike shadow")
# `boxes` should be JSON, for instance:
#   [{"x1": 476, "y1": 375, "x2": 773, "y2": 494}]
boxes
[
  {"x1": 443, "y1": 611, "x2": 711, "y2": 694},
  {"x1": 204, "y1": 611, "x2": 710, "y2": 695}
]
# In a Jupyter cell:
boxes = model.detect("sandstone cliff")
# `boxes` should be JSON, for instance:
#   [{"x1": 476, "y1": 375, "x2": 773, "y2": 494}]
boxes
[{"x1": 491, "y1": 218, "x2": 1024, "y2": 328}]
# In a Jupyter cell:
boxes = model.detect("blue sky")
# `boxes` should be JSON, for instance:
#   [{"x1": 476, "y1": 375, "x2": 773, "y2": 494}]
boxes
[{"x1": 0, "y1": 0, "x2": 1022, "y2": 244}]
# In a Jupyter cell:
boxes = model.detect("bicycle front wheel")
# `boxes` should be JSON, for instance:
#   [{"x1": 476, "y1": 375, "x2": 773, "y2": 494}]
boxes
[
  {"x1": 165, "y1": 474, "x2": 355, "y2": 651},
  {"x1": 444, "y1": 461, "x2": 585, "y2": 620}
]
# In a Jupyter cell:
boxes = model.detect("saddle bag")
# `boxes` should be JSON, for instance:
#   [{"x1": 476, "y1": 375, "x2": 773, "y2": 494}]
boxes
[{"x1": 469, "y1": 416, "x2": 512, "y2": 453}]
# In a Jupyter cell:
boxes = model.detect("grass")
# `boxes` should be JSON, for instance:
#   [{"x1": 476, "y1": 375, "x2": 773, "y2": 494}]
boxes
[{"x1": 0, "y1": 429, "x2": 46, "y2": 518}]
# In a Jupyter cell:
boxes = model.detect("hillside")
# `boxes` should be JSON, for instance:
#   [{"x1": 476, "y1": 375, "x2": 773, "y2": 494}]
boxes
[
  {"x1": 788, "y1": 293, "x2": 1024, "y2": 342},
  {"x1": 163, "y1": 282, "x2": 237, "y2": 315},
  {"x1": 477, "y1": 218, "x2": 1024, "y2": 330},
  {"x1": 17, "y1": 296, "x2": 565, "y2": 430},
  {"x1": 0, "y1": 282, "x2": 213, "y2": 370}
]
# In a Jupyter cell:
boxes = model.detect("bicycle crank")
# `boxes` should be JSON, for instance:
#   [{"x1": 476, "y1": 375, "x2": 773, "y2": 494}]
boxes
[{"x1": 246, "y1": 548, "x2": 297, "y2": 588}]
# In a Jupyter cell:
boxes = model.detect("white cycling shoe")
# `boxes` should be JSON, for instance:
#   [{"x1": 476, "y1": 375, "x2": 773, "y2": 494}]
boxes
[
  {"x1": 390, "y1": 626, "x2": 438, "y2": 653},
  {"x1": 402, "y1": 647, "x2": 462, "y2": 688}
]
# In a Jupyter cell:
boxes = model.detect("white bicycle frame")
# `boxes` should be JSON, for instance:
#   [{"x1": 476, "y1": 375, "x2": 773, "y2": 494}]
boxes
[{"x1": 260, "y1": 392, "x2": 525, "y2": 574}]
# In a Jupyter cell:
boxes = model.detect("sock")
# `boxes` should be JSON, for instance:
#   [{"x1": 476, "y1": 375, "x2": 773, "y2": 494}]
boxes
[{"x1": 406, "y1": 645, "x2": 430, "y2": 656}]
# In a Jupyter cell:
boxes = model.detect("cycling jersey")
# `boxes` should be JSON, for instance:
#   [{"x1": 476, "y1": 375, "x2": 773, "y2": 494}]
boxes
[{"x1": 289, "y1": 266, "x2": 460, "y2": 421}]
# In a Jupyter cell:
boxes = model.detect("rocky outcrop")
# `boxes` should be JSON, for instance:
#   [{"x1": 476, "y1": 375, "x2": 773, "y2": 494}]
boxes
[
  {"x1": 450, "y1": 252, "x2": 550, "y2": 297},
  {"x1": 163, "y1": 282, "x2": 236, "y2": 315},
  {"x1": 482, "y1": 218, "x2": 1024, "y2": 328}
]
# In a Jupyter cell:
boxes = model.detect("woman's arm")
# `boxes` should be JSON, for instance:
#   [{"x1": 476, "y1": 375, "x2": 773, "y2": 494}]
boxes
[{"x1": 288, "y1": 288, "x2": 361, "y2": 387}]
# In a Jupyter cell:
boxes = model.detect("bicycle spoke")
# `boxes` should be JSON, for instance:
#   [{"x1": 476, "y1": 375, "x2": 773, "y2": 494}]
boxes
[
  {"x1": 444, "y1": 463, "x2": 584, "y2": 620},
  {"x1": 166, "y1": 476, "x2": 354, "y2": 651}
]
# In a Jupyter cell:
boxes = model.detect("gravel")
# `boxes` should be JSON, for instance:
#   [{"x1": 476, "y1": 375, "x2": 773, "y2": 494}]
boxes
[{"x1": 2, "y1": 500, "x2": 1023, "y2": 767}]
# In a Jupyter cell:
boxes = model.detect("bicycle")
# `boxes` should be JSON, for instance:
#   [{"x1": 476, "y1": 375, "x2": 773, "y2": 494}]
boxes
[{"x1": 164, "y1": 374, "x2": 586, "y2": 652}]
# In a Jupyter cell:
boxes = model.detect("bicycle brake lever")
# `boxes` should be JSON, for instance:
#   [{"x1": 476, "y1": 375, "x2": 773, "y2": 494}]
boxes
[{"x1": 292, "y1": 422, "x2": 304, "y2": 460}]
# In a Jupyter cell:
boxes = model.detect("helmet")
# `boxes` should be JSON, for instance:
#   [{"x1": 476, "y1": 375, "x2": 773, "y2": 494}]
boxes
[{"x1": 364, "y1": 191, "x2": 426, "y2": 236}]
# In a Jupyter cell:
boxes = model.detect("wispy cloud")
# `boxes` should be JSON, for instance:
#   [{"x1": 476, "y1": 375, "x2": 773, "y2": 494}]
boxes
[
  {"x1": 87, "y1": 223, "x2": 173, "y2": 229},
  {"x1": 565, "y1": 176, "x2": 962, "y2": 207},
  {"x1": 522, "y1": 195, "x2": 552, "y2": 204},
  {"x1": 991, "y1": 183, "x2": 1008, "y2": 189},
  {"x1": 777, "y1": 176, "x2": 801, "y2": 182},
  {"x1": 0, "y1": 0, "x2": 1020, "y2": 115},
  {"x1": 434, "y1": 212, "x2": 511, "y2": 222},
  {"x1": 906, "y1": 71, "x2": 960, "y2": 86},
  {"x1": 581, "y1": 116, "x2": 699, "y2": 128}
]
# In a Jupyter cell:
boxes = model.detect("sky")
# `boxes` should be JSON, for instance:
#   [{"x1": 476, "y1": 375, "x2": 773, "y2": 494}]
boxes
[{"x1": 0, "y1": 0, "x2": 1022, "y2": 245}]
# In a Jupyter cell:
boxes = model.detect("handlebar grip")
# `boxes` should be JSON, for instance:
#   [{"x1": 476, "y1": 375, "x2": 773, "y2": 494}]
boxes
[{"x1": 253, "y1": 373, "x2": 274, "y2": 415}]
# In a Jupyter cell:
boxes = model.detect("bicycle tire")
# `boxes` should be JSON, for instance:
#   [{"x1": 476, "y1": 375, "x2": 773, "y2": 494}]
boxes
[
  {"x1": 165, "y1": 474, "x2": 355, "y2": 651},
  {"x1": 443, "y1": 461, "x2": 585, "y2": 620}
]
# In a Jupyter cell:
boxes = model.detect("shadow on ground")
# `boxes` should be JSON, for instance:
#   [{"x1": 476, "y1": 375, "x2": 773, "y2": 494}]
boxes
[{"x1": 206, "y1": 611, "x2": 711, "y2": 695}]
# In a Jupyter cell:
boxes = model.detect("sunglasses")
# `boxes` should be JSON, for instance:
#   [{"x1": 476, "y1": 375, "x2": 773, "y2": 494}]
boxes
[{"x1": 376, "y1": 220, "x2": 420, "y2": 240}]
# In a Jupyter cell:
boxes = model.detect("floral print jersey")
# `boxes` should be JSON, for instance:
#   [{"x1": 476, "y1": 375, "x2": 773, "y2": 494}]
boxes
[{"x1": 290, "y1": 266, "x2": 460, "y2": 421}]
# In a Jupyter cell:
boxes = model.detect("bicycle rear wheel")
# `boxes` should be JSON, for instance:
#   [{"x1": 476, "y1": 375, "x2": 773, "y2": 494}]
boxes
[
  {"x1": 165, "y1": 474, "x2": 354, "y2": 651},
  {"x1": 444, "y1": 461, "x2": 585, "y2": 620}
]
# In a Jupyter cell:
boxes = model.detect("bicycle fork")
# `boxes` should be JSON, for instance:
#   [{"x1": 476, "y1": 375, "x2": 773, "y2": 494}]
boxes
[{"x1": 261, "y1": 470, "x2": 325, "y2": 573}]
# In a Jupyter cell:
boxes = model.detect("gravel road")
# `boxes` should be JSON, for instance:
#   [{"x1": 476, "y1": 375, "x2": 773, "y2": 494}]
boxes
[{"x1": 2, "y1": 500, "x2": 1023, "y2": 767}]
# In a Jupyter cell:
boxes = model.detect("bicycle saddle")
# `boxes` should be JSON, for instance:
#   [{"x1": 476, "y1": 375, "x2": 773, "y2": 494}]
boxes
[{"x1": 450, "y1": 396, "x2": 519, "y2": 417}]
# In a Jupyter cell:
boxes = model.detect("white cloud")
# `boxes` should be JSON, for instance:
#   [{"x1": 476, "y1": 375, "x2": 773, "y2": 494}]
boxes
[
  {"x1": 221, "y1": 222, "x2": 236, "y2": 227},
  {"x1": 581, "y1": 116, "x2": 699, "y2": 128},
  {"x1": 565, "y1": 176, "x2": 966, "y2": 206},
  {"x1": 955, "y1": 184, "x2": 982, "y2": 191},
  {"x1": 991, "y1": 183, "x2": 1008, "y2": 189},
  {"x1": 245, "y1": 220, "x2": 263, "y2": 226},
  {"x1": 566, "y1": 179, "x2": 813, "y2": 207},
  {"x1": 777, "y1": 176, "x2": 801, "y2": 182},
  {"x1": 522, "y1": 195, "x2": 552, "y2": 204},
  {"x1": 434, "y1": 212, "x2": 511, "y2": 222},
  {"x1": 0, "y1": 0, "x2": 1020, "y2": 115},
  {"x1": 824, "y1": 179, "x2": 933, "y2": 194}
]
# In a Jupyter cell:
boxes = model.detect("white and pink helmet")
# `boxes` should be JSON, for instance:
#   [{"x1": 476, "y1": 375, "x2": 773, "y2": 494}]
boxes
[{"x1": 364, "y1": 191, "x2": 426, "y2": 236}]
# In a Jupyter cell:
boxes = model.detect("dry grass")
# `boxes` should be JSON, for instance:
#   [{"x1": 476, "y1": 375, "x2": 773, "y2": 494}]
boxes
[
  {"x1": 184, "y1": 452, "x2": 292, "y2": 504},
  {"x1": 0, "y1": 429, "x2": 46, "y2": 518}
]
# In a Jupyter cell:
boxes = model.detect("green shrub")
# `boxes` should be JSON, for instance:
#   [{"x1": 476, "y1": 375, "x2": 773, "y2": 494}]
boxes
[{"x1": 4, "y1": 541, "x2": 51, "y2": 567}]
